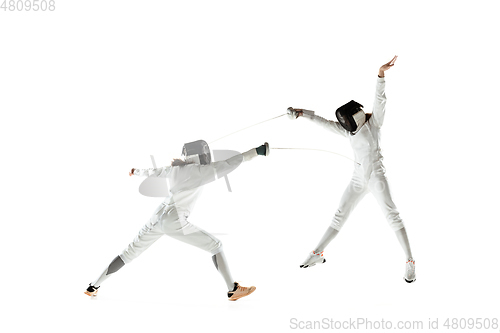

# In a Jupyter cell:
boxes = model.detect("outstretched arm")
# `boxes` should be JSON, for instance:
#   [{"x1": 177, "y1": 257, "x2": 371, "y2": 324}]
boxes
[
  {"x1": 288, "y1": 107, "x2": 349, "y2": 137},
  {"x1": 372, "y1": 55, "x2": 397, "y2": 127},
  {"x1": 210, "y1": 142, "x2": 269, "y2": 178},
  {"x1": 129, "y1": 166, "x2": 172, "y2": 177}
]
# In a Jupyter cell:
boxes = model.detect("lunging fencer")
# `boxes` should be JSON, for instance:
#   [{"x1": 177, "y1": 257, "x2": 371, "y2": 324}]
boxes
[
  {"x1": 84, "y1": 140, "x2": 271, "y2": 300},
  {"x1": 288, "y1": 56, "x2": 416, "y2": 283}
]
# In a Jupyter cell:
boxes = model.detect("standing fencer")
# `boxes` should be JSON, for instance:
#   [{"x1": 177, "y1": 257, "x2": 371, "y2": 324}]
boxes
[
  {"x1": 288, "y1": 56, "x2": 416, "y2": 283},
  {"x1": 84, "y1": 140, "x2": 270, "y2": 300}
]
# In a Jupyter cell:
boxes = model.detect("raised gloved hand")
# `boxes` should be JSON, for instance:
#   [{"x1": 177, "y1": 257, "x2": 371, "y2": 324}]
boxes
[{"x1": 256, "y1": 142, "x2": 270, "y2": 156}]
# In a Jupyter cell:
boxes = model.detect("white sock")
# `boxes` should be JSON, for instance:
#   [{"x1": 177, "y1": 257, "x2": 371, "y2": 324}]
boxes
[
  {"x1": 212, "y1": 251, "x2": 235, "y2": 291},
  {"x1": 395, "y1": 227, "x2": 413, "y2": 260},
  {"x1": 91, "y1": 255, "x2": 125, "y2": 287},
  {"x1": 314, "y1": 226, "x2": 339, "y2": 253}
]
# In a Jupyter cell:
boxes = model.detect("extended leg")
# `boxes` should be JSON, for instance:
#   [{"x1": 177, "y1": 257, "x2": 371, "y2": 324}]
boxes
[
  {"x1": 85, "y1": 221, "x2": 163, "y2": 296},
  {"x1": 395, "y1": 227, "x2": 413, "y2": 260},
  {"x1": 119, "y1": 222, "x2": 164, "y2": 264},
  {"x1": 90, "y1": 256, "x2": 126, "y2": 288},
  {"x1": 368, "y1": 174, "x2": 412, "y2": 256},
  {"x1": 300, "y1": 178, "x2": 368, "y2": 268},
  {"x1": 369, "y1": 174, "x2": 416, "y2": 282},
  {"x1": 313, "y1": 227, "x2": 339, "y2": 253},
  {"x1": 330, "y1": 177, "x2": 369, "y2": 231}
]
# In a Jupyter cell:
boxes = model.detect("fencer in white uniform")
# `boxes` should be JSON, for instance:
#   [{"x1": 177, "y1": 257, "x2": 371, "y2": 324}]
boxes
[
  {"x1": 288, "y1": 56, "x2": 416, "y2": 282},
  {"x1": 84, "y1": 140, "x2": 270, "y2": 300}
]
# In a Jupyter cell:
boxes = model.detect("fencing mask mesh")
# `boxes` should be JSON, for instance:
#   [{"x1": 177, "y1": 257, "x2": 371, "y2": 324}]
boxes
[
  {"x1": 335, "y1": 100, "x2": 365, "y2": 133},
  {"x1": 181, "y1": 140, "x2": 212, "y2": 165}
]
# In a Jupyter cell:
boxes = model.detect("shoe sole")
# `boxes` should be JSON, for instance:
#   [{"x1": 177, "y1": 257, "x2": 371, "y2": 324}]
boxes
[
  {"x1": 84, "y1": 290, "x2": 98, "y2": 297},
  {"x1": 300, "y1": 258, "x2": 326, "y2": 268},
  {"x1": 404, "y1": 278, "x2": 416, "y2": 283},
  {"x1": 228, "y1": 286, "x2": 256, "y2": 301}
]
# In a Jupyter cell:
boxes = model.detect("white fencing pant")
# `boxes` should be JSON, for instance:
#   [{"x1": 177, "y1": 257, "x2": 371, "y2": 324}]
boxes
[
  {"x1": 330, "y1": 171, "x2": 405, "y2": 231},
  {"x1": 120, "y1": 203, "x2": 222, "y2": 264}
]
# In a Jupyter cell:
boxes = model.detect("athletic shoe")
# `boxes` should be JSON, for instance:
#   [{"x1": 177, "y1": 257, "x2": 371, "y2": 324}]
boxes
[
  {"x1": 404, "y1": 258, "x2": 416, "y2": 283},
  {"x1": 227, "y1": 282, "x2": 256, "y2": 301},
  {"x1": 299, "y1": 251, "x2": 326, "y2": 268},
  {"x1": 84, "y1": 284, "x2": 99, "y2": 297}
]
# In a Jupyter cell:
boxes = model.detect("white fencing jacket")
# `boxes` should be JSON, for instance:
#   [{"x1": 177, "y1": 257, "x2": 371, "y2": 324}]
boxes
[
  {"x1": 303, "y1": 77, "x2": 387, "y2": 181},
  {"x1": 133, "y1": 149, "x2": 258, "y2": 217}
]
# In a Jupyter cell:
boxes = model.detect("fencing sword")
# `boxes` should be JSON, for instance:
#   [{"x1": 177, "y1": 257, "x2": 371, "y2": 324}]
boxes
[
  {"x1": 209, "y1": 114, "x2": 287, "y2": 144},
  {"x1": 270, "y1": 147, "x2": 360, "y2": 165},
  {"x1": 209, "y1": 113, "x2": 359, "y2": 165}
]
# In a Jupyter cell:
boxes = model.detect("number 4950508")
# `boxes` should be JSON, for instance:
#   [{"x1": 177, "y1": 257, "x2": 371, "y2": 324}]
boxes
[{"x1": 1, "y1": 0, "x2": 56, "y2": 11}]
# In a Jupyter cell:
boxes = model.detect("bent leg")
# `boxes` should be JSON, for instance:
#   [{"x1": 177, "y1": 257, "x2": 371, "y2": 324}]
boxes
[
  {"x1": 160, "y1": 209, "x2": 238, "y2": 290},
  {"x1": 160, "y1": 210, "x2": 222, "y2": 255}
]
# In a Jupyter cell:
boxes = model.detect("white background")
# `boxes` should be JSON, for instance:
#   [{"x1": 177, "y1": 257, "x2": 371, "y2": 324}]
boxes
[{"x1": 1, "y1": 1, "x2": 499, "y2": 332}]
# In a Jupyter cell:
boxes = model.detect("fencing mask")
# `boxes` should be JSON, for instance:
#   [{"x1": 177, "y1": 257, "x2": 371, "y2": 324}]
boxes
[
  {"x1": 181, "y1": 140, "x2": 212, "y2": 165},
  {"x1": 335, "y1": 100, "x2": 366, "y2": 133}
]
